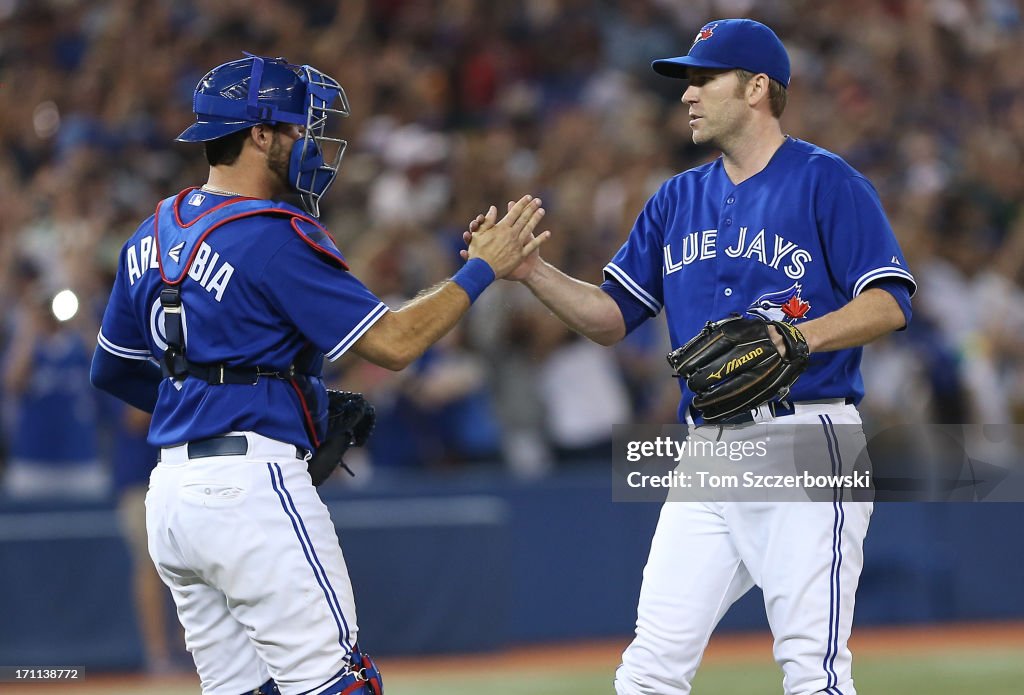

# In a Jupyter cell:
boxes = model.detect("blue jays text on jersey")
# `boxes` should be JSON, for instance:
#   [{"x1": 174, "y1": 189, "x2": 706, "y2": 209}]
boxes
[
  {"x1": 662, "y1": 226, "x2": 812, "y2": 280},
  {"x1": 97, "y1": 189, "x2": 389, "y2": 449},
  {"x1": 603, "y1": 137, "x2": 916, "y2": 418}
]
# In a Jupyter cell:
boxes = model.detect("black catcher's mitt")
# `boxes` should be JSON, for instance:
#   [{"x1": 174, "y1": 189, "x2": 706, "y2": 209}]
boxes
[
  {"x1": 307, "y1": 390, "x2": 376, "y2": 486},
  {"x1": 666, "y1": 316, "x2": 810, "y2": 424}
]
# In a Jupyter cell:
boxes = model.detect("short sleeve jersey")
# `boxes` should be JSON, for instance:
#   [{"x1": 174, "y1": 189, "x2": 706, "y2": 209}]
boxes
[
  {"x1": 97, "y1": 190, "x2": 389, "y2": 448},
  {"x1": 603, "y1": 137, "x2": 916, "y2": 421}
]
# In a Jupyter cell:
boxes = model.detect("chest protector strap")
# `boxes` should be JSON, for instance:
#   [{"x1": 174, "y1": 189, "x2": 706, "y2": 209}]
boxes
[
  {"x1": 159, "y1": 284, "x2": 317, "y2": 384},
  {"x1": 154, "y1": 188, "x2": 345, "y2": 385}
]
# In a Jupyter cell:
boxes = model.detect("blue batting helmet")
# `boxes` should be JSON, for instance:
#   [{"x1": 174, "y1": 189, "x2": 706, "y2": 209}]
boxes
[{"x1": 177, "y1": 54, "x2": 350, "y2": 217}]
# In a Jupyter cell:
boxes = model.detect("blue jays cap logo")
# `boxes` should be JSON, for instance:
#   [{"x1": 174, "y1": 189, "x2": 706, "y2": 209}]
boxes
[
  {"x1": 692, "y1": 23, "x2": 717, "y2": 46},
  {"x1": 746, "y1": 283, "x2": 811, "y2": 323}
]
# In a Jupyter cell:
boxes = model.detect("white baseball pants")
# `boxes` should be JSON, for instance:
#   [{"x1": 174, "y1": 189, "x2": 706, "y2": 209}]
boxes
[
  {"x1": 615, "y1": 403, "x2": 871, "y2": 695},
  {"x1": 146, "y1": 432, "x2": 358, "y2": 695}
]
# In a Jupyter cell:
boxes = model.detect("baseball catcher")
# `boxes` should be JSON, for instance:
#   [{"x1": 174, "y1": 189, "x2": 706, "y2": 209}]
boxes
[
  {"x1": 91, "y1": 49, "x2": 546, "y2": 695},
  {"x1": 667, "y1": 316, "x2": 810, "y2": 423}
]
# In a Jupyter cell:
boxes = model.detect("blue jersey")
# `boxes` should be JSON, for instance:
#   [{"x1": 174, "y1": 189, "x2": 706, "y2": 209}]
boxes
[
  {"x1": 603, "y1": 137, "x2": 916, "y2": 420},
  {"x1": 9, "y1": 330, "x2": 99, "y2": 464},
  {"x1": 97, "y1": 189, "x2": 389, "y2": 449}
]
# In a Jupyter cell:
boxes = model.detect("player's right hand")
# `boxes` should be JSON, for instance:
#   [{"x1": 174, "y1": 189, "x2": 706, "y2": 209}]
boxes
[
  {"x1": 464, "y1": 195, "x2": 550, "y2": 279},
  {"x1": 461, "y1": 197, "x2": 548, "y2": 282}
]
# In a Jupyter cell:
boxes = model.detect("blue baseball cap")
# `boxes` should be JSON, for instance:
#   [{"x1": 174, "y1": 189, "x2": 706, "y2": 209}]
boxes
[{"x1": 652, "y1": 19, "x2": 790, "y2": 87}]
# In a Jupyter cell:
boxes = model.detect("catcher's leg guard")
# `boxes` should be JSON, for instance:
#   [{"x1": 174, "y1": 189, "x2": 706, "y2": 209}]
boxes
[
  {"x1": 242, "y1": 679, "x2": 281, "y2": 695},
  {"x1": 319, "y1": 645, "x2": 383, "y2": 695}
]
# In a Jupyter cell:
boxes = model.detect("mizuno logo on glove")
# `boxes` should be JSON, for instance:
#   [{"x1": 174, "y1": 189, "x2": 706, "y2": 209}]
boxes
[
  {"x1": 708, "y1": 346, "x2": 765, "y2": 380},
  {"x1": 666, "y1": 316, "x2": 810, "y2": 423}
]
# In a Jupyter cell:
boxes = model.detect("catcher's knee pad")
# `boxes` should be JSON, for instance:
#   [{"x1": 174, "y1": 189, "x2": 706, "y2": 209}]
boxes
[
  {"x1": 242, "y1": 679, "x2": 281, "y2": 695},
  {"x1": 320, "y1": 645, "x2": 383, "y2": 695}
]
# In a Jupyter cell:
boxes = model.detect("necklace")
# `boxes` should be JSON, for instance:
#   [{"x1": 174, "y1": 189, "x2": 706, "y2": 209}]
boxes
[{"x1": 200, "y1": 184, "x2": 245, "y2": 197}]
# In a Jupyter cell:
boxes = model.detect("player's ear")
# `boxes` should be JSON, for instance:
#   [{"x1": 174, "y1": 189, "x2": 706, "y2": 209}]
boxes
[
  {"x1": 747, "y1": 73, "x2": 770, "y2": 109},
  {"x1": 249, "y1": 124, "x2": 273, "y2": 153}
]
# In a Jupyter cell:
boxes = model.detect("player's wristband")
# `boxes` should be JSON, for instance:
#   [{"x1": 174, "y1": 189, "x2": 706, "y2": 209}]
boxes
[{"x1": 452, "y1": 258, "x2": 496, "y2": 304}]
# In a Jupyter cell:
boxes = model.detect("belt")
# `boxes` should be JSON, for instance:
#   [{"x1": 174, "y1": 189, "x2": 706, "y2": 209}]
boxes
[
  {"x1": 691, "y1": 397, "x2": 854, "y2": 426},
  {"x1": 187, "y1": 435, "x2": 249, "y2": 459},
  {"x1": 160, "y1": 435, "x2": 307, "y2": 461}
]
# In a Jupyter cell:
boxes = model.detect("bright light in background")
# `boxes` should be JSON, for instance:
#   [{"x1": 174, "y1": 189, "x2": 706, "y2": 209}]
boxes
[
  {"x1": 51, "y1": 289, "x2": 79, "y2": 322},
  {"x1": 33, "y1": 101, "x2": 61, "y2": 139}
]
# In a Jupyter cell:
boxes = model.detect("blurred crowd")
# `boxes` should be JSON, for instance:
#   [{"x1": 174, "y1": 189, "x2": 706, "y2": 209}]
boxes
[{"x1": 1, "y1": 0, "x2": 1023, "y2": 491}]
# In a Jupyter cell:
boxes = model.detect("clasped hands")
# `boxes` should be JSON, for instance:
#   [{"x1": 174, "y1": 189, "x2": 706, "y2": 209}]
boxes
[{"x1": 460, "y1": 195, "x2": 550, "y2": 281}]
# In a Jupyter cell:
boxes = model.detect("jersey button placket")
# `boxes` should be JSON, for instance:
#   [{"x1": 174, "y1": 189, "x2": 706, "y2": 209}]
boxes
[{"x1": 717, "y1": 192, "x2": 739, "y2": 312}]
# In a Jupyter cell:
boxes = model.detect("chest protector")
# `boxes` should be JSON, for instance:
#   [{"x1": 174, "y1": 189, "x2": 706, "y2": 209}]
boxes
[{"x1": 153, "y1": 188, "x2": 349, "y2": 444}]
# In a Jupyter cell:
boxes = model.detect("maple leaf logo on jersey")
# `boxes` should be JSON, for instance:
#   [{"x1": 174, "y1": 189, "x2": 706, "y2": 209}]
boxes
[
  {"x1": 781, "y1": 296, "x2": 811, "y2": 319},
  {"x1": 692, "y1": 24, "x2": 716, "y2": 46},
  {"x1": 746, "y1": 283, "x2": 811, "y2": 323}
]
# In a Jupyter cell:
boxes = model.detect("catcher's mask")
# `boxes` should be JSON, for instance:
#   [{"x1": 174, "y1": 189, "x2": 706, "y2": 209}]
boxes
[{"x1": 176, "y1": 53, "x2": 349, "y2": 217}]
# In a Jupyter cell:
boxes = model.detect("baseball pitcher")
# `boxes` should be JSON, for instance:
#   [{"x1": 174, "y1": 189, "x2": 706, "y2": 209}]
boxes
[{"x1": 468, "y1": 18, "x2": 915, "y2": 695}]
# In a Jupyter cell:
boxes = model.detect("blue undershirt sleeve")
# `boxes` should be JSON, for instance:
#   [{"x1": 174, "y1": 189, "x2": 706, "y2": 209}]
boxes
[
  {"x1": 600, "y1": 278, "x2": 651, "y2": 336},
  {"x1": 90, "y1": 346, "x2": 161, "y2": 413},
  {"x1": 862, "y1": 278, "x2": 913, "y2": 330}
]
